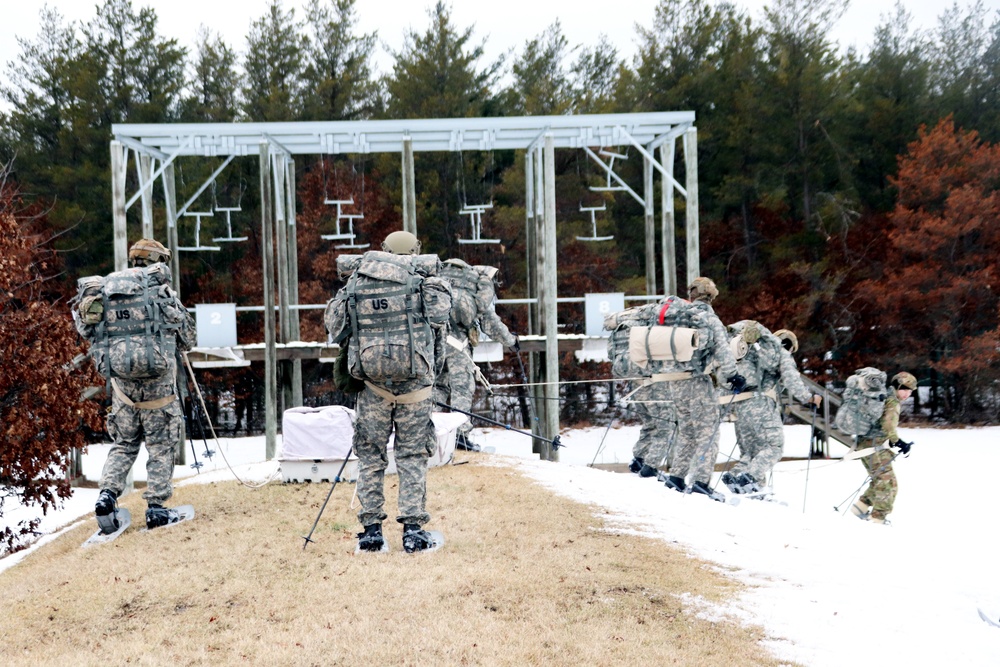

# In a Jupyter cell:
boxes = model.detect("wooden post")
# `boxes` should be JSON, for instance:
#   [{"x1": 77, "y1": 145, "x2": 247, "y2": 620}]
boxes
[
  {"x1": 644, "y1": 154, "x2": 656, "y2": 296},
  {"x1": 660, "y1": 141, "x2": 677, "y2": 296},
  {"x1": 531, "y1": 145, "x2": 546, "y2": 451},
  {"x1": 260, "y1": 141, "x2": 278, "y2": 460},
  {"x1": 402, "y1": 137, "x2": 417, "y2": 235},
  {"x1": 285, "y1": 159, "x2": 303, "y2": 407},
  {"x1": 162, "y1": 163, "x2": 180, "y2": 295},
  {"x1": 684, "y1": 127, "x2": 700, "y2": 285},
  {"x1": 138, "y1": 154, "x2": 154, "y2": 239},
  {"x1": 274, "y1": 156, "x2": 292, "y2": 415},
  {"x1": 541, "y1": 134, "x2": 559, "y2": 462},
  {"x1": 110, "y1": 141, "x2": 128, "y2": 272}
]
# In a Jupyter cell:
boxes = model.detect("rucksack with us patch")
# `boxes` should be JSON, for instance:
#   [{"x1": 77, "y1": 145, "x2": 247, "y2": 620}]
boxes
[
  {"x1": 74, "y1": 263, "x2": 184, "y2": 381},
  {"x1": 834, "y1": 367, "x2": 888, "y2": 436},
  {"x1": 325, "y1": 251, "x2": 451, "y2": 386}
]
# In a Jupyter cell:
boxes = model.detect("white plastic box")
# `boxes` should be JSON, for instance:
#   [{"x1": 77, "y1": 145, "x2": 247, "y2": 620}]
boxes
[{"x1": 278, "y1": 406, "x2": 466, "y2": 483}]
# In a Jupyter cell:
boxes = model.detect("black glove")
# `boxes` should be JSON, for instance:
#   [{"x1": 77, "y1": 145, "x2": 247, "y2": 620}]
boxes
[
  {"x1": 511, "y1": 335, "x2": 520, "y2": 352},
  {"x1": 895, "y1": 439, "x2": 912, "y2": 455},
  {"x1": 727, "y1": 374, "x2": 747, "y2": 393}
]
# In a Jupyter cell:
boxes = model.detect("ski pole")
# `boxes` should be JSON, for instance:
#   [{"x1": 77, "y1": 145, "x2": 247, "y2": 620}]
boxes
[
  {"x1": 179, "y1": 353, "x2": 215, "y2": 461},
  {"x1": 302, "y1": 447, "x2": 355, "y2": 550},
  {"x1": 434, "y1": 401, "x2": 563, "y2": 449},
  {"x1": 833, "y1": 449, "x2": 901, "y2": 513},
  {"x1": 803, "y1": 402, "x2": 817, "y2": 513}
]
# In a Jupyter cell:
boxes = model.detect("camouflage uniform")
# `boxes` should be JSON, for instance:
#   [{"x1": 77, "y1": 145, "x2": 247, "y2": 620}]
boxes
[
  {"x1": 858, "y1": 392, "x2": 903, "y2": 520},
  {"x1": 325, "y1": 250, "x2": 453, "y2": 529},
  {"x1": 75, "y1": 272, "x2": 195, "y2": 506},
  {"x1": 725, "y1": 328, "x2": 783, "y2": 483},
  {"x1": 433, "y1": 262, "x2": 516, "y2": 437},
  {"x1": 354, "y1": 379, "x2": 438, "y2": 527},
  {"x1": 647, "y1": 299, "x2": 738, "y2": 485},
  {"x1": 777, "y1": 347, "x2": 813, "y2": 405}
]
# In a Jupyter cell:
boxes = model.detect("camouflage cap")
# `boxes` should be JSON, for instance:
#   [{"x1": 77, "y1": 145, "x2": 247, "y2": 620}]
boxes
[
  {"x1": 891, "y1": 372, "x2": 917, "y2": 390},
  {"x1": 687, "y1": 276, "x2": 719, "y2": 303},
  {"x1": 128, "y1": 238, "x2": 170, "y2": 266},
  {"x1": 774, "y1": 329, "x2": 799, "y2": 353},
  {"x1": 382, "y1": 231, "x2": 420, "y2": 255}
]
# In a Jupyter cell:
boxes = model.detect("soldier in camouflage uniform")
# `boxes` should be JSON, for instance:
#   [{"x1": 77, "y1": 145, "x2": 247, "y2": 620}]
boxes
[
  {"x1": 432, "y1": 260, "x2": 518, "y2": 451},
  {"x1": 643, "y1": 278, "x2": 743, "y2": 499},
  {"x1": 722, "y1": 324, "x2": 822, "y2": 494},
  {"x1": 74, "y1": 239, "x2": 196, "y2": 532},
  {"x1": 852, "y1": 372, "x2": 916, "y2": 525},
  {"x1": 325, "y1": 231, "x2": 453, "y2": 553}
]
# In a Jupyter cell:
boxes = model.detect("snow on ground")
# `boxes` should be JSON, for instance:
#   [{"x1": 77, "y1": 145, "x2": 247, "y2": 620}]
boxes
[{"x1": 3, "y1": 421, "x2": 1000, "y2": 665}]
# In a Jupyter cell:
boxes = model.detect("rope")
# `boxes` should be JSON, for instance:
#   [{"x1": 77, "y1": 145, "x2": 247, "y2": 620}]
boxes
[{"x1": 182, "y1": 352, "x2": 281, "y2": 489}]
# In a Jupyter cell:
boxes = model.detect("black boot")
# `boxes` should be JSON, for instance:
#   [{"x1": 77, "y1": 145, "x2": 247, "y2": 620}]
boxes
[
  {"x1": 629, "y1": 457, "x2": 644, "y2": 474},
  {"x1": 689, "y1": 480, "x2": 726, "y2": 502},
  {"x1": 721, "y1": 472, "x2": 742, "y2": 494},
  {"x1": 402, "y1": 523, "x2": 437, "y2": 553},
  {"x1": 664, "y1": 475, "x2": 686, "y2": 492},
  {"x1": 736, "y1": 472, "x2": 760, "y2": 494},
  {"x1": 95, "y1": 489, "x2": 119, "y2": 534},
  {"x1": 356, "y1": 523, "x2": 386, "y2": 552},
  {"x1": 638, "y1": 464, "x2": 658, "y2": 478},
  {"x1": 145, "y1": 504, "x2": 180, "y2": 529}
]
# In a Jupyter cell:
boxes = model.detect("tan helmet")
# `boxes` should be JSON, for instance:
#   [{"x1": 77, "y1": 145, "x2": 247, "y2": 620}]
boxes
[
  {"x1": 128, "y1": 238, "x2": 170, "y2": 266},
  {"x1": 687, "y1": 276, "x2": 719, "y2": 303},
  {"x1": 891, "y1": 372, "x2": 917, "y2": 391},
  {"x1": 382, "y1": 230, "x2": 420, "y2": 255},
  {"x1": 774, "y1": 329, "x2": 799, "y2": 353}
]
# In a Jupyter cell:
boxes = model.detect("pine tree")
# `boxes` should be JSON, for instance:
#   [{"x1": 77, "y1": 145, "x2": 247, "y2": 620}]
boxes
[
  {"x1": 179, "y1": 27, "x2": 240, "y2": 122},
  {"x1": 242, "y1": 0, "x2": 305, "y2": 121}
]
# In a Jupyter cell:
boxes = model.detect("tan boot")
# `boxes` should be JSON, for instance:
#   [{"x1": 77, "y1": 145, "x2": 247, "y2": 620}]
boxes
[{"x1": 850, "y1": 499, "x2": 872, "y2": 520}]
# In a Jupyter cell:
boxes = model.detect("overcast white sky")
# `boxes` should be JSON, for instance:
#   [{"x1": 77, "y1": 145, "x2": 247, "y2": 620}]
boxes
[{"x1": 3, "y1": 0, "x2": 998, "y2": 88}]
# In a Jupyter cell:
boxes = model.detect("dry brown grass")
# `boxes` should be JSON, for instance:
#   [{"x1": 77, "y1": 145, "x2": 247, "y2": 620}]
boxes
[{"x1": 0, "y1": 454, "x2": 795, "y2": 666}]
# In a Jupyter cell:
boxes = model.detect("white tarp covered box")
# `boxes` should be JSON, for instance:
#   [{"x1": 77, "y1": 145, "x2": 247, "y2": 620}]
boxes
[{"x1": 278, "y1": 406, "x2": 466, "y2": 483}]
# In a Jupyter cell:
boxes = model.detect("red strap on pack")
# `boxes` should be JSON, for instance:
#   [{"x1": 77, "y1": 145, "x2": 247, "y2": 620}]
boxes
[{"x1": 658, "y1": 301, "x2": 672, "y2": 325}]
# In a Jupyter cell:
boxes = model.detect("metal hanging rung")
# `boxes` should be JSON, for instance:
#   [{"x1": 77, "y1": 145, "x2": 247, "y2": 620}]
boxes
[
  {"x1": 322, "y1": 197, "x2": 362, "y2": 241},
  {"x1": 589, "y1": 149, "x2": 629, "y2": 194},
  {"x1": 334, "y1": 214, "x2": 370, "y2": 249},
  {"x1": 212, "y1": 207, "x2": 248, "y2": 242},
  {"x1": 178, "y1": 212, "x2": 221, "y2": 251},
  {"x1": 576, "y1": 204, "x2": 614, "y2": 242},
  {"x1": 457, "y1": 202, "x2": 501, "y2": 245}
]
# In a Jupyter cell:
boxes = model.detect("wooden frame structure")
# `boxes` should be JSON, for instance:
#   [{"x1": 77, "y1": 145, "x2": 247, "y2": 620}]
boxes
[{"x1": 111, "y1": 112, "x2": 699, "y2": 460}]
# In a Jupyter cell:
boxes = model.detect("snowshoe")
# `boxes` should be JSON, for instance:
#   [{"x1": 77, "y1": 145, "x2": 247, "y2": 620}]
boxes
[
  {"x1": 638, "y1": 464, "x2": 658, "y2": 478},
  {"x1": 850, "y1": 499, "x2": 872, "y2": 520},
  {"x1": 356, "y1": 523, "x2": 389, "y2": 553},
  {"x1": 736, "y1": 472, "x2": 761, "y2": 495},
  {"x1": 145, "y1": 504, "x2": 189, "y2": 530},
  {"x1": 94, "y1": 489, "x2": 120, "y2": 535},
  {"x1": 629, "y1": 457, "x2": 644, "y2": 474},
  {"x1": 688, "y1": 480, "x2": 726, "y2": 503},
  {"x1": 664, "y1": 475, "x2": 686, "y2": 492},
  {"x1": 721, "y1": 472, "x2": 741, "y2": 494},
  {"x1": 83, "y1": 507, "x2": 131, "y2": 547},
  {"x1": 402, "y1": 523, "x2": 445, "y2": 553}
]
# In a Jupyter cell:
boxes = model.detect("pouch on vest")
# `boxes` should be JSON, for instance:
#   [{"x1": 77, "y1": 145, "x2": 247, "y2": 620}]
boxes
[
  {"x1": 627, "y1": 326, "x2": 700, "y2": 368},
  {"x1": 834, "y1": 367, "x2": 888, "y2": 436}
]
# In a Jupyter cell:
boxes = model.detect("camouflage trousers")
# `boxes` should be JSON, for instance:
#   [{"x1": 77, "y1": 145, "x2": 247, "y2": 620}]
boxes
[
  {"x1": 630, "y1": 400, "x2": 655, "y2": 462},
  {"x1": 354, "y1": 382, "x2": 436, "y2": 528},
  {"x1": 730, "y1": 393, "x2": 784, "y2": 484},
  {"x1": 100, "y1": 374, "x2": 180, "y2": 506},
  {"x1": 630, "y1": 382, "x2": 677, "y2": 470},
  {"x1": 432, "y1": 342, "x2": 477, "y2": 436},
  {"x1": 859, "y1": 447, "x2": 897, "y2": 520},
  {"x1": 660, "y1": 375, "x2": 720, "y2": 485}
]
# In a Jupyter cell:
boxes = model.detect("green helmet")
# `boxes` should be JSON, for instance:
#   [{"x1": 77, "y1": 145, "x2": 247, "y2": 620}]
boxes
[
  {"x1": 891, "y1": 372, "x2": 917, "y2": 391},
  {"x1": 687, "y1": 277, "x2": 719, "y2": 303},
  {"x1": 381, "y1": 231, "x2": 420, "y2": 255}
]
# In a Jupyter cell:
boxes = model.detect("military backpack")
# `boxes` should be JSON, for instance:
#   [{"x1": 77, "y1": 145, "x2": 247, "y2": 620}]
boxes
[
  {"x1": 834, "y1": 367, "x2": 888, "y2": 436},
  {"x1": 75, "y1": 263, "x2": 181, "y2": 381}
]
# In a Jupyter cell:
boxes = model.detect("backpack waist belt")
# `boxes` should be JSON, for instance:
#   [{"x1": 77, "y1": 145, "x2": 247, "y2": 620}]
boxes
[
  {"x1": 111, "y1": 378, "x2": 176, "y2": 410},
  {"x1": 727, "y1": 387, "x2": 778, "y2": 404},
  {"x1": 364, "y1": 381, "x2": 432, "y2": 406}
]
